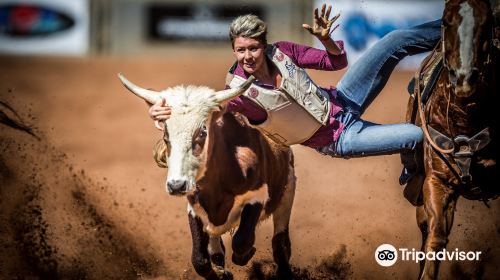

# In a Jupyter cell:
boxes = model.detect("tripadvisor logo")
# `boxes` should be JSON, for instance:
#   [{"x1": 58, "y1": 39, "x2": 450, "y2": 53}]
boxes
[
  {"x1": 375, "y1": 244, "x2": 482, "y2": 267},
  {"x1": 375, "y1": 244, "x2": 398, "y2": 267}
]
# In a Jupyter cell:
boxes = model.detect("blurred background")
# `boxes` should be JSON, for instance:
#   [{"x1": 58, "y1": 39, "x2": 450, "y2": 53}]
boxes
[{"x1": 0, "y1": 0, "x2": 443, "y2": 68}]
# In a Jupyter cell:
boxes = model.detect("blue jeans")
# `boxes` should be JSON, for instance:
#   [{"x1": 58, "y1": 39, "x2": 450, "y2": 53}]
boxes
[{"x1": 318, "y1": 20, "x2": 441, "y2": 158}]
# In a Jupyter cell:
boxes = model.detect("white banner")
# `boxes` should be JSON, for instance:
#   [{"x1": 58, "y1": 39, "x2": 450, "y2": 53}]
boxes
[
  {"x1": 0, "y1": 0, "x2": 89, "y2": 56},
  {"x1": 315, "y1": 0, "x2": 444, "y2": 70}
]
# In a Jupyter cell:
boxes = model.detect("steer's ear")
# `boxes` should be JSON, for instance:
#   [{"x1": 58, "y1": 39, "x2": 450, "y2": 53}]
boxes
[
  {"x1": 213, "y1": 76, "x2": 255, "y2": 103},
  {"x1": 118, "y1": 73, "x2": 161, "y2": 105}
]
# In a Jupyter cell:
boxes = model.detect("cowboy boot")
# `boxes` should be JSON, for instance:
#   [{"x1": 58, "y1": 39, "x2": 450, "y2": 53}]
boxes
[{"x1": 399, "y1": 143, "x2": 425, "y2": 206}]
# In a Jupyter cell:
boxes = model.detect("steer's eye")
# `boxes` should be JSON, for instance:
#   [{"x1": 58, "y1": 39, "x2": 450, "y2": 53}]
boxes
[
  {"x1": 192, "y1": 125, "x2": 207, "y2": 156},
  {"x1": 199, "y1": 126, "x2": 207, "y2": 138}
]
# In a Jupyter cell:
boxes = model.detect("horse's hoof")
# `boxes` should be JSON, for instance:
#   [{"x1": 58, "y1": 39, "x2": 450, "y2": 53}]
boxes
[{"x1": 231, "y1": 246, "x2": 256, "y2": 266}]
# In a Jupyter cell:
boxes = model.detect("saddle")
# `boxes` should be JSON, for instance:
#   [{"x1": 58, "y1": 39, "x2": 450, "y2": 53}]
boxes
[{"x1": 406, "y1": 47, "x2": 443, "y2": 123}]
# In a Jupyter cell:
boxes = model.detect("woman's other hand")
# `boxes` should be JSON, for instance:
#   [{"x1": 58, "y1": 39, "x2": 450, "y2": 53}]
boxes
[
  {"x1": 148, "y1": 97, "x2": 171, "y2": 131},
  {"x1": 302, "y1": 3, "x2": 340, "y2": 42}
]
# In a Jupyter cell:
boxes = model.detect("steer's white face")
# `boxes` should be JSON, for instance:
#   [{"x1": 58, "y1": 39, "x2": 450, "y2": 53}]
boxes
[
  {"x1": 161, "y1": 85, "x2": 219, "y2": 195},
  {"x1": 118, "y1": 73, "x2": 255, "y2": 195}
]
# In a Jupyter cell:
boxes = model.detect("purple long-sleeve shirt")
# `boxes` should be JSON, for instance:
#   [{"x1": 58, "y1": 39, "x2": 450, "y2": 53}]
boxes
[{"x1": 227, "y1": 40, "x2": 348, "y2": 149}]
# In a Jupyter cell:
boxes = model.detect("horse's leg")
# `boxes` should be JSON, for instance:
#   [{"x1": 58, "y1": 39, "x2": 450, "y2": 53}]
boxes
[
  {"x1": 188, "y1": 212, "x2": 228, "y2": 280},
  {"x1": 416, "y1": 205, "x2": 428, "y2": 278},
  {"x1": 271, "y1": 165, "x2": 296, "y2": 278},
  {"x1": 419, "y1": 176, "x2": 457, "y2": 280}
]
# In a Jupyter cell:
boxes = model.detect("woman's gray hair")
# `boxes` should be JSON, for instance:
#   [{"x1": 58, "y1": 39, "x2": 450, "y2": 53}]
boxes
[{"x1": 229, "y1": 14, "x2": 267, "y2": 46}]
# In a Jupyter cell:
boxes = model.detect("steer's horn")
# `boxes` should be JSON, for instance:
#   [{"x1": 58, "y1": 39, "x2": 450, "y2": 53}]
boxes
[
  {"x1": 214, "y1": 76, "x2": 256, "y2": 103},
  {"x1": 118, "y1": 73, "x2": 161, "y2": 105}
]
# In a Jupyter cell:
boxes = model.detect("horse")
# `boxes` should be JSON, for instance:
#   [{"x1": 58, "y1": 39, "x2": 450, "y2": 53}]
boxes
[{"x1": 406, "y1": 0, "x2": 499, "y2": 279}]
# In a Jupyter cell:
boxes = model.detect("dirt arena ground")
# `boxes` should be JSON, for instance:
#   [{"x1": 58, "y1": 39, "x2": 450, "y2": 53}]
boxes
[{"x1": 1, "y1": 53, "x2": 499, "y2": 279}]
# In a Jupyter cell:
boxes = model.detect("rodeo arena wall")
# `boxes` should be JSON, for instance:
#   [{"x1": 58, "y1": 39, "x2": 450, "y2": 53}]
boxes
[{"x1": 1, "y1": 0, "x2": 499, "y2": 280}]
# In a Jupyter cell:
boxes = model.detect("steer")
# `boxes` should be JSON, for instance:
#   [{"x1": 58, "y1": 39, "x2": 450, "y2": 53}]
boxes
[{"x1": 118, "y1": 74, "x2": 296, "y2": 279}]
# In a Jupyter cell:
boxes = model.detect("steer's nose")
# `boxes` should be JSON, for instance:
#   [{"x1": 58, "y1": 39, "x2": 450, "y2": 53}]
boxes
[{"x1": 167, "y1": 179, "x2": 188, "y2": 195}]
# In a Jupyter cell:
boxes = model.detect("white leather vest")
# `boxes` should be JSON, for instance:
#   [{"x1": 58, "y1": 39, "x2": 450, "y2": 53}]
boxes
[{"x1": 228, "y1": 45, "x2": 331, "y2": 145}]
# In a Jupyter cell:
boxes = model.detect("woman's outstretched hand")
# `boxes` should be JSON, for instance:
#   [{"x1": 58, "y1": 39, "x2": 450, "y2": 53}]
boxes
[{"x1": 302, "y1": 3, "x2": 340, "y2": 41}]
